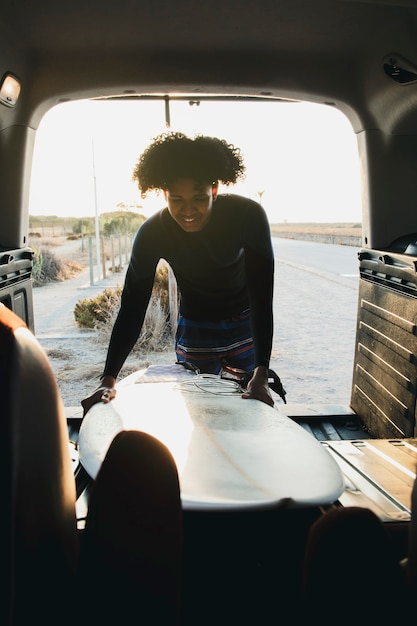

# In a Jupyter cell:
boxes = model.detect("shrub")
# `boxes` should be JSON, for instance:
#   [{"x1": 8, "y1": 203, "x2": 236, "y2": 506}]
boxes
[
  {"x1": 32, "y1": 248, "x2": 44, "y2": 286},
  {"x1": 133, "y1": 295, "x2": 171, "y2": 352},
  {"x1": 73, "y1": 261, "x2": 175, "y2": 353},
  {"x1": 74, "y1": 286, "x2": 123, "y2": 329},
  {"x1": 102, "y1": 211, "x2": 146, "y2": 236},
  {"x1": 32, "y1": 246, "x2": 63, "y2": 286},
  {"x1": 32, "y1": 245, "x2": 83, "y2": 286}
]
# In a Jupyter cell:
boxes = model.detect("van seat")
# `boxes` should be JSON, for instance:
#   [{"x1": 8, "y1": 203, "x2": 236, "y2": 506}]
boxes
[{"x1": 1, "y1": 303, "x2": 182, "y2": 625}]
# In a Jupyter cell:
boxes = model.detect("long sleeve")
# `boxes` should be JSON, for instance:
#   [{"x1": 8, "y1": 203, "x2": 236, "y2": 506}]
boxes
[
  {"x1": 243, "y1": 203, "x2": 274, "y2": 368},
  {"x1": 101, "y1": 273, "x2": 155, "y2": 379},
  {"x1": 101, "y1": 218, "x2": 161, "y2": 379}
]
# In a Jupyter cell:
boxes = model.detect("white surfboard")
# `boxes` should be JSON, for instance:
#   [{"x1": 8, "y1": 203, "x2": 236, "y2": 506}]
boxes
[{"x1": 78, "y1": 366, "x2": 344, "y2": 511}]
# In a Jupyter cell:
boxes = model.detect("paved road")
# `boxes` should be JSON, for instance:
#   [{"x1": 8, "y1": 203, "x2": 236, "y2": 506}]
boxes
[
  {"x1": 273, "y1": 236, "x2": 360, "y2": 278},
  {"x1": 33, "y1": 236, "x2": 360, "y2": 406},
  {"x1": 271, "y1": 238, "x2": 359, "y2": 406}
]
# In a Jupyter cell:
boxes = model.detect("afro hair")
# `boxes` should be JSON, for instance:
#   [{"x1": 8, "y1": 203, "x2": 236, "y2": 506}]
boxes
[{"x1": 132, "y1": 132, "x2": 246, "y2": 197}]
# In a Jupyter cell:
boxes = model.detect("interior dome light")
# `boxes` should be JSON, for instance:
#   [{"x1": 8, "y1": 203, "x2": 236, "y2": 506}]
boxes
[{"x1": 0, "y1": 73, "x2": 21, "y2": 107}]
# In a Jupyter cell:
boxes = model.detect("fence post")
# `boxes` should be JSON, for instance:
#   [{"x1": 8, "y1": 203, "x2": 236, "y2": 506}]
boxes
[
  {"x1": 110, "y1": 235, "x2": 115, "y2": 272},
  {"x1": 124, "y1": 232, "x2": 129, "y2": 264},
  {"x1": 100, "y1": 235, "x2": 106, "y2": 279},
  {"x1": 118, "y1": 234, "x2": 122, "y2": 268},
  {"x1": 88, "y1": 237, "x2": 94, "y2": 286}
]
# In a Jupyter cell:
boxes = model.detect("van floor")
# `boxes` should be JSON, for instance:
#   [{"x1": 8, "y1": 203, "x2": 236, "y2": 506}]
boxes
[{"x1": 280, "y1": 403, "x2": 370, "y2": 442}]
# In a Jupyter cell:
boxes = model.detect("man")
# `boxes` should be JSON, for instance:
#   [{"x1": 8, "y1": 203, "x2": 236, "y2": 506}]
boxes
[{"x1": 81, "y1": 132, "x2": 275, "y2": 413}]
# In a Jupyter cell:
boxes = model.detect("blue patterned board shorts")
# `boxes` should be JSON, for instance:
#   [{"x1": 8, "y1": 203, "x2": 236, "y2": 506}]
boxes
[{"x1": 175, "y1": 308, "x2": 255, "y2": 375}]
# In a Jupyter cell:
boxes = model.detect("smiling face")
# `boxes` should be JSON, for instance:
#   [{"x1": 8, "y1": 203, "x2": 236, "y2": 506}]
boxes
[{"x1": 164, "y1": 178, "x2": 218, "y2": 232}]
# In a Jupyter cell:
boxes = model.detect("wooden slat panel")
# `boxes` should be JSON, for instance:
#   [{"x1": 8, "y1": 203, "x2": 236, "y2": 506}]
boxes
[
  {"x1": 353, "y1": 381, "x2": 411, "y2": 437},
  {"x1": 351, "y1": 273, "x2": 417, "y2": 438},
  {"x1": 357, "y1": 343, "x2": 413, "y2": 389},
  {"x1": 360, "y1": 298, "x2": 417, "y2": 336}
]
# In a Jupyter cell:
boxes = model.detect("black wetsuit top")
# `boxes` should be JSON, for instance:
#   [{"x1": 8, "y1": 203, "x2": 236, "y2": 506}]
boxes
[{"x1": 102, "y1": 194, "x2": 274, "y2": 378}]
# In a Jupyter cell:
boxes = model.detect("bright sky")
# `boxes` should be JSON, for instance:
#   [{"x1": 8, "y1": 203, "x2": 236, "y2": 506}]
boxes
[{"x1": 29, "y1": 98, "x2": 362, "y2": 224}]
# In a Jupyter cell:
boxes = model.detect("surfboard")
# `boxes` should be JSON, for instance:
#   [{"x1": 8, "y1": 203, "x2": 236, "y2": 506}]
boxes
[{"x1": 78, "y1": 365, "x2": 345, "y2": 511}]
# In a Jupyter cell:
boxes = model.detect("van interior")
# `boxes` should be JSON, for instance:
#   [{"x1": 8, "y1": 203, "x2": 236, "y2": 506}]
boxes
[{"x1": 2, "y1": 1, "x2": 417, "y2": 624}]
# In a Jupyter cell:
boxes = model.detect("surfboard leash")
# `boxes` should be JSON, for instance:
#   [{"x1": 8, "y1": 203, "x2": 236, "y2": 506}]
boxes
[
  {"x1": 221, "y1": 365, "x2": 287, "y2": 404},
  {"x1": 176, "y1": 360, "x2": 287, "y2": 403}
]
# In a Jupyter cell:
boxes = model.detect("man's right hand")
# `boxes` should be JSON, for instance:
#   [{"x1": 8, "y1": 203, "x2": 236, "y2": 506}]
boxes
[{"x1": 81, "y1": 376, "x2": 117, "y2": 417}]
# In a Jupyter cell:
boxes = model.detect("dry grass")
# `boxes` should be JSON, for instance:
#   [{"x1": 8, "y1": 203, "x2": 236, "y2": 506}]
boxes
[
  {"x1": 30, "y1": 243, "x2": 84, "y2": 286},
  {"x1": 94, "y1": 287, "x2": 172, "y2": 354}
]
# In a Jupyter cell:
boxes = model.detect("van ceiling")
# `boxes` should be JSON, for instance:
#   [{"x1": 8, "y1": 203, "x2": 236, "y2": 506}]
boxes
[
  {"x1": 2, "y1": 0, "x2": 417, "y2": 133},
  {"x1": 2, "y1": 1, "x2": 414, "y2": 62}
]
